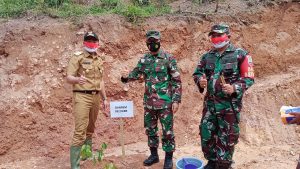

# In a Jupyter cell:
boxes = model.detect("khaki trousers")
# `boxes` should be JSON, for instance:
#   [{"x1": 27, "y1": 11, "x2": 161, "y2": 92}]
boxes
[{"x1": 71, "y1": 92, "x2": 101, "y2": 146}]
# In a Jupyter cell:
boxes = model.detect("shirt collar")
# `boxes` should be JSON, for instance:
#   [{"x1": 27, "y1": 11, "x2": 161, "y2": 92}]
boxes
[
  {"x1": 150, "y1": 49, "x2": 164, "y2": 59},
  {"x1": 83, "y1": 50, "x2": 98, "y2": 59},
  {"x1": 225, "y1": 43, "x2": 236, "y2": 52}
]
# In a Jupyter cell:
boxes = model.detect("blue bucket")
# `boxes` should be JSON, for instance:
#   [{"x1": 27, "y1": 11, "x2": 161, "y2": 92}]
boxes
[{"x1": 176, "y1": 157, "x2": 204, "y2": 169}]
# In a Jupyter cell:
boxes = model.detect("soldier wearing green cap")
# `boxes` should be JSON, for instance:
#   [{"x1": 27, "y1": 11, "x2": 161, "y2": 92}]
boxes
[
  {"x1": 66, "y1": 31, "x2": 108, "y2": 169},
  {"x1": 121, "y1": 30, "x2": 182, "y2": 169},
  {"x1": 193, "y1": 24, "x2": 255, "y2": 169}
]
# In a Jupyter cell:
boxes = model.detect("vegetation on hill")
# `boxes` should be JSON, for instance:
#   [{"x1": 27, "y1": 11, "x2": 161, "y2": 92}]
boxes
[{"x1": 0, "y1": 0, "x2": 172, "y2": 22}]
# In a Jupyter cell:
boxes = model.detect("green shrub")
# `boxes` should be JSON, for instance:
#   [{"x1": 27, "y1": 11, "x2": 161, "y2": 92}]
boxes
[
  {"x1": 122, "y1": 4, "x2": 148, "y2": 22},
  {"x1": 55, "y1": 3, "x2": 89, "y2": 17},
  {"x1": 0, "y1": 0, "x2": 38, "y2": 17},
  {"x1": 101, "y1": 0, "x2": 120, "y2": 9},
  {"x1": 131, "y1": 0, "x2": 150, "y2": 6},
  {"x1": 89, "y1": 5, "x2": 106, "y2": 14},
  {"x1": 44, "y1": 0, "x2": 67, "y2": 7},
  {"x1": 0, "y1": 0, "x2": 171, "y2": 21}
]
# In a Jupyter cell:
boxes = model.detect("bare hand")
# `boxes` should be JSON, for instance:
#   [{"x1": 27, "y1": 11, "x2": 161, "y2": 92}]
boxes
[
  {"x1": 289, "y1": 113, "x2": 300, "y2": 125},
  {"x1": 138, "y1": 76, "x2": 144, "y2": 83},
  {"x1": 102, "y1": 99, "x2": 109, "y2": 117},
  {"x1": 172, "y1": 102, "x2": 179, "y2": 113},
  {"x1": 222, "y1": 84, "x2": 235, "y2": 95},
  {"x1": 77, "y1": 75, "x2": 87, "y2": 85},
  {"x1": 199, "y1": 74, "x2": 207, "y2": 88}
]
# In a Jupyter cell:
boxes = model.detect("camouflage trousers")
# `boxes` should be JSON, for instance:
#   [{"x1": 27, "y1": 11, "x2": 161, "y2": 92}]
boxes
[
  {"x1": 200, "y1": 99, "x2": 240, "y2": 163},
  {"x1": 297, "y1": 155, "x2": 300, "y2": 169},
  {"x1": 144, "y1": 107, "x2": 175, "y2": 152}
]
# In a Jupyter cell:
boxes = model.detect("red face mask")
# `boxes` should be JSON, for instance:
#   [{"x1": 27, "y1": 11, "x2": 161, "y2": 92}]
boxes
[
  {"x1": 83, "y1": 41, "x2": 99, "y2": 49},
  {"x1": 211, "y1": 34, "x2": 229, "y2": 44}
]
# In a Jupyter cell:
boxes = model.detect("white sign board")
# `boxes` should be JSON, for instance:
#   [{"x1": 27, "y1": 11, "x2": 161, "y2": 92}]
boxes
[{"x1": 110, "y1": 101, "x2": 134, "y2": 118}]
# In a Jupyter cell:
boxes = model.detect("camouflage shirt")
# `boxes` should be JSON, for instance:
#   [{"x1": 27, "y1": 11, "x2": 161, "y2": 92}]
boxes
[
  {"x1": 128, "y1": 50, "x2": 182, "y2": 110},
  {"x1": 193, "y1": 44, "x2": 254, "y2": 110}
]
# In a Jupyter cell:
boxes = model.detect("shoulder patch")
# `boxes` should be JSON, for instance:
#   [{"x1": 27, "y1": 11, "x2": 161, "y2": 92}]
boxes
[
  {"x1": 97, "y1": 52, "x2": 105, "y2": 61},
  {"x1": 208, "y1": 49, "x2": 215, "y2": 54},
  {"x1": 247, "y1": 55, "x2": 253, "y2": 64},
  {"x1": 74, "y1": 51, "x2": 83, "y2": 56},
  {"x1": 144, "y1": 53, "x2": 150, "y2": 58},
  {"x1": 165, "y1": 52, "x2": 172, "y2": 59},
  {"x1": 140, "y1": 53, "x2": 149, "y2": 63},
  {"x1": 236, "y1": 48, "x2": 248, "y2": 55},
  {"x1": 201, "y1": 52, "x2": 210, "y2": 60},
  {"x1": 101, "y1": 55, "x2": 105, "y2": 61},
  {"x1": 203, "y1": 51, "x2": 210, "y2": 56}
]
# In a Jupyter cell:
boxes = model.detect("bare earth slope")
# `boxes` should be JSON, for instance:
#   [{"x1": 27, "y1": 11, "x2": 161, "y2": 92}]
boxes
[{"x1": 0, "y1": 2, "x2": 299, "y2": 169}]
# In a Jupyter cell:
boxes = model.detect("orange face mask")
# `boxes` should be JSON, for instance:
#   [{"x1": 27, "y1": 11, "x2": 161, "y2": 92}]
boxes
[
  {"x1": 83, "y1": 42, "x2": 99, "y2": 48},
  {"x1": 83, "y1": 41, "x2": 99, "y2": 53},
  {"x1": 211, "y1": 34, "x2": 229, "y2": 48}
]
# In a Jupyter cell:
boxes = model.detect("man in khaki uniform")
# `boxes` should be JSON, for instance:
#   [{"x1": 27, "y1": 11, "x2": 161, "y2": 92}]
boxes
[{"x1": 66, "y1": 32, "x2": 108, "y2": 169}]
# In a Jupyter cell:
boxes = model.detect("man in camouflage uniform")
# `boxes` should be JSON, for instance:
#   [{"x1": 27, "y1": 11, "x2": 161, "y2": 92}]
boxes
[
  {"x1": 66, "y1": 32, "x2": 108, "y2": 169},
  {"x1": 289, "y1": 112, "x2": 300, "y2": 168},
  {"x1": 193, "y1": 24, "x2": 254, "y2": 169},
  {"x1": 121, "y1": 30, "x2": 182, "y2": 169}
]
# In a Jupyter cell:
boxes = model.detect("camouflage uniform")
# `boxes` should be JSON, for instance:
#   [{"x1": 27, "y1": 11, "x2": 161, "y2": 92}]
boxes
[
  {"x1": 297, "y1": 155, "x2": 300, "y2": 169},
  {"x1": 127, "y1": 50, "x2": 182, "y2": 152},
  {"x1": 193, "y1": 43, "x2": 254, "y2": 164}
]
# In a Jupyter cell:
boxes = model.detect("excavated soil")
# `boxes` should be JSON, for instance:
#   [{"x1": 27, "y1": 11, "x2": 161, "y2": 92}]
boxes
[{"x1": 0, "y1": 1, "x2": 299, "y2": 169}]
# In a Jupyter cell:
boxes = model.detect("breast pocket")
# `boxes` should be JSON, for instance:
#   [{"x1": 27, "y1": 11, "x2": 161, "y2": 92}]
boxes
[
  {"x1": 81, "y1": 64, "x2": 93, "y2": 77},
  {"x1": 140, "y1": 60, "x2": 152, "y2": 81},
  {"x1": 222, "y1": 63, "x2": 237, "y2": 76},
  {"x1": 141, "y1": 63, "x2": 151, "y2": 74},
  {"x1": 205, "y1": 63, "x2": 215, "y2": 78},
  {"x1": 156, "y1": 65, "x2": 168, "y2": 81},
  {"x1": 158, "y1": 87, "x2": 169, "y2": 95}
]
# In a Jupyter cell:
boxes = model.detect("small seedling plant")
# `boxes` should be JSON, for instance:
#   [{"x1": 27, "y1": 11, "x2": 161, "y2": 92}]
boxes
[{"x1": 80, "y1": 142, "x2": 117, "y2": 168}]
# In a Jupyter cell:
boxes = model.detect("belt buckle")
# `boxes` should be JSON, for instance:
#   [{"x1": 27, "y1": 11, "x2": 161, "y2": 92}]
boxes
[{"x1": 92, "y1": 91, "x2": 97, "y2": 95}]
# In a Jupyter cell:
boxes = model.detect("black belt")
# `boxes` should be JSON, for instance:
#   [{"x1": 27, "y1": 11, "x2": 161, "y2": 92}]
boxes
[{"x1": 73, "y1": 90, "x2": 100, "y2": 95}]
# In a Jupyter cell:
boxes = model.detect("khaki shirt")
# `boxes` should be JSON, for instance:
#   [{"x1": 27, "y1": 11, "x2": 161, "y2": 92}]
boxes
[{"x1": 67, "y1": 51, "x2": 104, "y2": 91}]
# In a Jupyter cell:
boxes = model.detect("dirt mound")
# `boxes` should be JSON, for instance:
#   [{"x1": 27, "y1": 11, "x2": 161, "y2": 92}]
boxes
[{"x1": 0, "y1": 2, "x2": 299, "y2": 169}]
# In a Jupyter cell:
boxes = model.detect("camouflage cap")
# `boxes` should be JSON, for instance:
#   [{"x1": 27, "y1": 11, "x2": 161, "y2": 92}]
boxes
[
  {"x1": 208, "y1": 24, "x2": 230, "y2": 36},
  {"x1": 84, "y1": 31, "x2": 99, "y2": 41},
  {"x1": 146, "y1": 30, "x2": 161, "y2": 40}
]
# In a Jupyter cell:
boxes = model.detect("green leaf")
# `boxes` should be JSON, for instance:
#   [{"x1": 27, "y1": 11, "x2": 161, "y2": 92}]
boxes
[
  {"x1": 86, "y1": 146, "x2": 92, "y2": 158},
  {"x1": 101, "y1": 143, "x2": 108, "y2": 150},
  {"x1": 93, "y1": 156, "x2": 97, "y2": 165},
  {"x1": 80, "y1": 144, "x2": 93, "y2": 159},
  {"x1": 97, "y1": 150, "x2": 104, "y2": 161},
  {"x1": 105, "y1": 162, "x2": 117, "y2": 169},
  {"x1": 95, "y1": 151, "x2": 100, "y2": 159},
  {"x1": 80, "y1": 145, "x2": 87, "y2": 159}
]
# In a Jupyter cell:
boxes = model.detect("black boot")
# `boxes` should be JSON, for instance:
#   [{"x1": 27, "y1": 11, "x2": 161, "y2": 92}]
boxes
[
  {"x1": 204, "y1": 160, "x2": 216, "y2": 169},
  {"x1": 143, "y1": 147, "x2": 159, "y2": 166},
  {"x1": 163, "y1": 152, "x2": 173, "y2": 169},
  {"x1": 216, "y1": 160, "x2": 232, "y2": 169}
]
